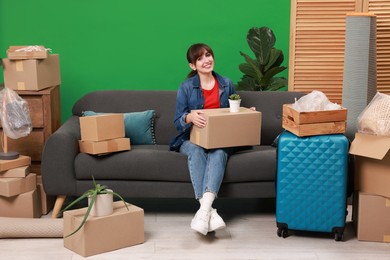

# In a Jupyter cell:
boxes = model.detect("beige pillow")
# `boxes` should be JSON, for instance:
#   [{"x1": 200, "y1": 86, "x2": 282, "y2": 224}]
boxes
[{"x1": 358, "y1": 92, "x2": 390, "y2": 136}]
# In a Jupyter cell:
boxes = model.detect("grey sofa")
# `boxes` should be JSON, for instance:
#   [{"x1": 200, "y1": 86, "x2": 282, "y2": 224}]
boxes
[{"x1": 41, "y1": 90, "x2": 304, "y2": 217}]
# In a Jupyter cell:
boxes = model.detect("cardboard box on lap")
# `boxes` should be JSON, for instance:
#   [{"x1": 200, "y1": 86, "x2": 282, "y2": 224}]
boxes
[
  {"x1": 190, "y1": 107, "x2": 261, "y2": 149},
  {"x1": 64, "y1": 201, "x2": 144, "y2": 257}
]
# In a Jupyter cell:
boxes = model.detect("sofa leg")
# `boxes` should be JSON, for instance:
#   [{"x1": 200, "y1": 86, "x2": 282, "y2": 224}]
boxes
[{"x1": 51, "y1": 195, "x2": 66, "y2": 218}]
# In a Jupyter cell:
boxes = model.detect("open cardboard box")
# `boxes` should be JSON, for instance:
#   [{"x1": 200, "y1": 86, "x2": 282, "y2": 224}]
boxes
[{"x1": 350, "y1": 132, "x2": 390, "y2": 198}]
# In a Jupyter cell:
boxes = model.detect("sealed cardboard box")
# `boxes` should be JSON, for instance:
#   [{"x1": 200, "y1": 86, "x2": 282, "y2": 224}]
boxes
[
  {"x1": 0, "y1": 165, "x2": 30, "y2": 178},
  {"x1": 0, "y1": 155, "x2": 31, "y2": 173},
  {"x1": 0, "y1": 173, "x2": 36, "y2": 197},
  {"x1": 79, "y1": 137, "x2": 130, "y2": 155},
  {"x1": 349, "y1": 133, "x2": 390, "y2": 198},
  {"x1": 0, "y1": 188, "x2": 41, "y2": 218},
  {"x1": 36, "y1": 175, "x2": 55, "y2": 215},
  {"x1": 80, "y1": 114, "x2": 125, "y2": 142},
  {"x1": 190, "y1": 107, "x2": 261, "y2": 149},
  {"x1": 64, "y1": 201, "x2": 144, "y2": 257},
  {"x1": 2, "y1": 54, "x2": 61, "y2": 91},
  {"x1": 7, "y1": 46, "x2": 48, "y2": 60},
  {"x1": 354, "y1": 192, "x2": 390, "y2": 242},
  {"x1": 282, "y1": 104, "x2": 347, "y2": 137}
]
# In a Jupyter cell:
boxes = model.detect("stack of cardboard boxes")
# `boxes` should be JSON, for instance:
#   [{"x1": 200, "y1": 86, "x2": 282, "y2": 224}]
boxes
[
  {"x1": 0, "y1": 46, "x2": 60, "y2": 217},
  {"x1": 0, "y1": 155, "x2": 54, "y2": 217},
  {"x1": 350, "y1": 133, "x2": 390, "y2": 242},
  {"x1": 2, "y1": 45, "x2": 61, "y2": 91},
  {"x1": 78, "y1": 113, "x2": 130, "y2": 154}
]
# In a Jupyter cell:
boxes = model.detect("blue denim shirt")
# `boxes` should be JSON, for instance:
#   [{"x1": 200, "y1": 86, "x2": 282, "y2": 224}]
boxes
[{"x1": 169, "y1": 71, "x2": 236, "y2": 151}]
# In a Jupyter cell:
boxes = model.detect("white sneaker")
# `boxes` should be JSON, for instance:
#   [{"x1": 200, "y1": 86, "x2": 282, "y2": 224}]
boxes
[
  {"x1": 191, "y1": 209, "x2": 211, "y2": 235},
  {"x1": 209, "y1": 208, "x2": 226, "y2": 232}
]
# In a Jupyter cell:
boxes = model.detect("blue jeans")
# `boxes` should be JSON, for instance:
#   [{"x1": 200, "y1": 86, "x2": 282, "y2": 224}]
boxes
[{"x1": 180, "y1": 140, "x2": 232, "y2": 200}]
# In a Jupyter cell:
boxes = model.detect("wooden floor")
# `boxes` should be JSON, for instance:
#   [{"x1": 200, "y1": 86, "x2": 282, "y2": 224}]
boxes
[{"x1": 1, "y1": 198, "x2": 389, "y2": 260}]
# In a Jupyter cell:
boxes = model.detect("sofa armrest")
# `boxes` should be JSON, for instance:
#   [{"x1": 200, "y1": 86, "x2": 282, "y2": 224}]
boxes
[{"x1": 41, "y1": 116, "x2": 80, "y2": 196}]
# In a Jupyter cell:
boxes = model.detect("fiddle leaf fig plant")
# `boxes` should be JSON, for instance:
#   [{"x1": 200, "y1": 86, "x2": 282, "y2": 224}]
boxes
[
  {"x1": 237, "y1": 26, "x2": 288, "y2": 91},
  {"x1": 59, "y1": 176, "x2": 129, "y2": 238}
]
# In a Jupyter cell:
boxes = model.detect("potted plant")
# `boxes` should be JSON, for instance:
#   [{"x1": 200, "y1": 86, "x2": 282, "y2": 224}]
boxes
[
  {"x1": 236, "y1": 26, "x2": 288, "y2": 91},
  {"x1": 229, "y1": 94, "x2": 241, "y2": 112},
  {"x1": 59, "y1": 176, "x2": 129, "y2": 238}
]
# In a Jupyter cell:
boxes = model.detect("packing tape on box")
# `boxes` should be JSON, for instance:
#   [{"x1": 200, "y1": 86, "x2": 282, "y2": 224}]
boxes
[
  {"x1": 15, "y1": 60, "x2": 24, "y2": 72},
  {"x1": 107, "y1": 142, "x2": 119, "y2": 150},
  {"x1": 384, "y1": 235, "x2": 390, "y2": 242},
  {"x1": 386, "y1": 198, "x2": 390, "y2": 207},
  {"x1": 17, "y1": 82, "x2": 26, "y2": 90}
]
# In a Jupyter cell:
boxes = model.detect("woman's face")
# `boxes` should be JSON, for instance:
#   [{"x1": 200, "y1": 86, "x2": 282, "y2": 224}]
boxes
[{"x1": 189, "y1": 50, "x2": 214, "y2": 75}]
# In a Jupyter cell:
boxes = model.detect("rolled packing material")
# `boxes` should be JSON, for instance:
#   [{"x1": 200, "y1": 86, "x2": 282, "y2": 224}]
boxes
[
  {"x1": 0, "y1": 217, "x2": 63, "y2": 238},
  {"x1": 342, "y1": 13, "x2": 377, "y2": 140}
]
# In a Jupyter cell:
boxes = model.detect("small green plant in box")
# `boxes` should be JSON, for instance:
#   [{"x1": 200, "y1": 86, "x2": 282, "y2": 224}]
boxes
[{"x1": 229, "y1": 94, "x2": 241, "y2": 100}]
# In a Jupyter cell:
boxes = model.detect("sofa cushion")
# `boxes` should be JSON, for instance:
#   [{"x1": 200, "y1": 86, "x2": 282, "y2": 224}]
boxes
[
  {"x1": 75, "y1": 145, "x2": 190, "y2": 182},
  {"x1": 74, "y1": 145, "x2": 277, "y2": 183},
  {"x1": 82, "y1": 110, "x2": 156, "y2": 145}
]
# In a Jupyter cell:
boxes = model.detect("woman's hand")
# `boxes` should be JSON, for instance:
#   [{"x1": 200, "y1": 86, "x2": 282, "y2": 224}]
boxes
[
  {"x1": 249, "y1": 107, "x2": 256, "y2": 111},
  {"x1": 187, "y1": 110, "x2": 206, "y2": 128}
]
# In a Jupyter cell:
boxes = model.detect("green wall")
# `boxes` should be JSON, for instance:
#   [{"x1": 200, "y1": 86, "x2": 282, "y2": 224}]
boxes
[{"x1": 0, "y1": 0, "x2": 290, "y2": 121}]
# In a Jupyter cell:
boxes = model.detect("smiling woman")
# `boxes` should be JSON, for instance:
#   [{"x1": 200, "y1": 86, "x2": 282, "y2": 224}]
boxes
[{"x1": 0, "y1": 0, "x2": 291, "y2": 122}]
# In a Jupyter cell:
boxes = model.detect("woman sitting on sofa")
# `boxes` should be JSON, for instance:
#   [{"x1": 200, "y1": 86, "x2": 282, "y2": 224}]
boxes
[{"x1": 169, "y1": 43, "x2": 236, "y2": 235}]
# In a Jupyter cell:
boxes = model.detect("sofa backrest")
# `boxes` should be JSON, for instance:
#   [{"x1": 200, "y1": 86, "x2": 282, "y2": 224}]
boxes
[
  {"x1": 238, "y1": 91, "x2": 305, "y2": 145},
  {"x1": 72, "y1": 90, "x2": 178, "y2": 145},
  {"x1": 72, "y1": 90, "x2": 305, "y2": 145}
]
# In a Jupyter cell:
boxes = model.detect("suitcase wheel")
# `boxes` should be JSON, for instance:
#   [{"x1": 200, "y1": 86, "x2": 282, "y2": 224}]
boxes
[
  {"x1": 334, "y1": 231, "x2": 344, "y2": 241},
  {"x1": 277, "y1": 227, "x2": 288, "y2": 238}
]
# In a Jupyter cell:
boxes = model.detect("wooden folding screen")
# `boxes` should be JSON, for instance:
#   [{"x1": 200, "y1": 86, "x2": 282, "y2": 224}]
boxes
[
  {"x1": 362, "y1": 0, "x2": 390, "y2": 95},
  {"x1": 288, "y1": 0, "x2": 361, "y2": 104}
]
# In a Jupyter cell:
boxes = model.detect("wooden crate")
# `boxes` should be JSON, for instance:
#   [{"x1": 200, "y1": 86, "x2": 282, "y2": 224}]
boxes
[{"x1": 282, "y1": 104, "x2": 347, "y2": 137}]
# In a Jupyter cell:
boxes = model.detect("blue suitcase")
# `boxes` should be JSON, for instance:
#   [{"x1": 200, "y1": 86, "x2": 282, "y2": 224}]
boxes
[{"x1": 276, "y1": 131, "x2": 348, "y2": 241}]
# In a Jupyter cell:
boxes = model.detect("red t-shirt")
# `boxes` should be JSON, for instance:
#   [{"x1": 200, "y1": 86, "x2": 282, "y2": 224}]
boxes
[{"x1": 202, "y1": 78, "x2": 220, "y2": 109}]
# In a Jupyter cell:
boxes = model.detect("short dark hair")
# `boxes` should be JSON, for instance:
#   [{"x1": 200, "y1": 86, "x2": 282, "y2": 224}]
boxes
[{"x1": 186, "y1": 43, "x2": 214, "y2": 78}]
